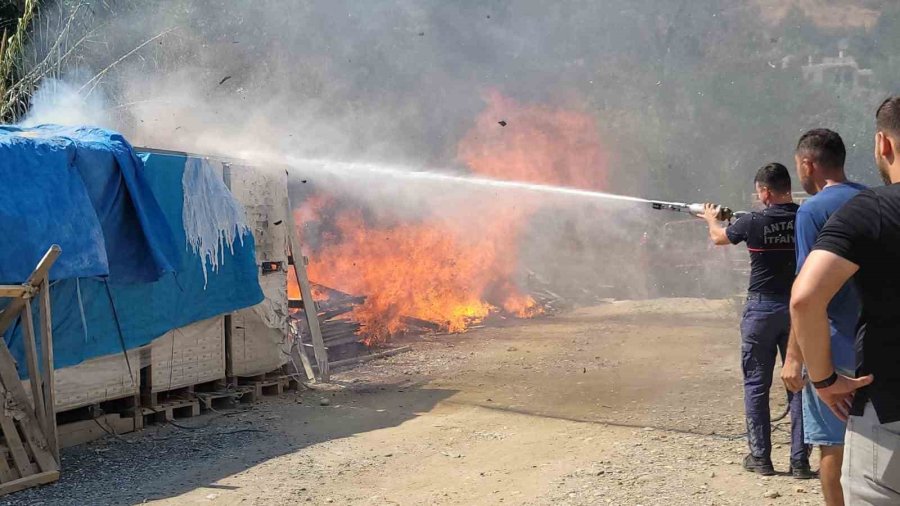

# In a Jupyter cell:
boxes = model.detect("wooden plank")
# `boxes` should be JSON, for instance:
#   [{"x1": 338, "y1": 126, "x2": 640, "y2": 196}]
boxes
[
  {"x1": 322, "y1": 334, "x2": 362, "y2": 348},
  {"x1": 296, "y1": 349, "x2": 315, "y2": 382},
  {"x1": 23, "y1": 247, "x2": 61, "y2": 288},
  {"x1": 20, "y1": 302, "x2": 49, "y2": 443},
  {"x1": 0, "y1": 470, "x2": 58, "y2": 496},
  {"x1": 58, "y1": 414, "x2": 135, "y2": 449},
  {"x1": 0, "y1": 446, "x2": 19, "y2": 483},
  {"x1": 0, "y1": 302, "x2": 24, "y2": 343},
  {"x1": 0, "y1": 415, "x2": 34, "y2": 477},
  {"x1": 224, "y1": 314, "x2": 234, "y2": 379},
  {"x1": 290, "y1": 335, "x2": 315, "y2": 382},
  {"x1": 328, "y1": 346, "x2": 412, "y2": 369},
  {"x1": 401, "y1": 316, "x2": 442, "y2": 332},
  {"x1": 131, "y1": 393, "x2": 143, "y2": 431},
  {"x1": 0, "y1": 247, "x2": 61, "y2": 473},
  {"x1": 37, "y1": 279, "x2": 58, "y2": 461},
  {"x1": 0, "y1": 336, "x2": 57, "y2": 473},
  {"x1": 309, "y1": 284, "x2": 366, "y2": 305},
  {"x1": 0, "y1": 245, "x2": 59, "y2": 336},
  {"x1": 319, "y1": 307, "x2": 355, "y2": 321},
  {"x1": 285, "y1": 195, "x2": 329, "y2": 381},
  {"x1": 0, "y1": 286, "x2": 29, "y2": 298},
  {"x1": 0, "y1": 245, "x2": 61, "y2": 337}
]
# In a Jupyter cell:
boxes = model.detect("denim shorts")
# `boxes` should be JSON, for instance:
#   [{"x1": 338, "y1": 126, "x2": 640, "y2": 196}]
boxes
[{"x1": 802, "y1": 379, "x2": 847, "y2": 446}]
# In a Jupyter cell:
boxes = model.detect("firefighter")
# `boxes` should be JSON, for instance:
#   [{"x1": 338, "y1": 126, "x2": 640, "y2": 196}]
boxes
[{"x1": 700, "y1": 163, "x2": 812, "y2": 478}]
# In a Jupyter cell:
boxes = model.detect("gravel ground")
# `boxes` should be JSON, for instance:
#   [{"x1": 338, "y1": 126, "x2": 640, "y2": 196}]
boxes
[
  {"x1": 3, "y1": 403, "x2": 297, "y2": 505},
  {"x1": 2, "y1": 298, "x2": 825, "y2": 505}
]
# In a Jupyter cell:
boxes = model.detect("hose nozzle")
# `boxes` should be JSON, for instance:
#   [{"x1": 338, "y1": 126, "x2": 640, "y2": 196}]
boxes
[{"x1": 687, "y1": 203, "x2": 735, "y2": 221}]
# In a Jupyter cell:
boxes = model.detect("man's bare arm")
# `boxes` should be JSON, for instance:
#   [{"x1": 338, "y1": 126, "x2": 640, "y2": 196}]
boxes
[
  {"x1": 791, "y1": 250, "x2": 872, "y2": 420},
  {"x1": 780, "y1": 329, "x2": 805, "y2": 393},
  {"x1": 701, "y1": 203, "x2": 731, "y2": 245},
  {"x1": 786, "y1": 329, "x2": 803, "y2": 361},
  {"x1": 791, "y1": 250, "x2": 855, "y2": 379}
]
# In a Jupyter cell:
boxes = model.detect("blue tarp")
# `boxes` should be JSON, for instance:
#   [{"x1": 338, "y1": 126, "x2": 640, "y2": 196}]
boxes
[
  {"x1": 0, "y1": 125, "x2": 179, "y2": 284},
  {"x1": 0, "y1": 129, "x2": 264, "y2": 373}
]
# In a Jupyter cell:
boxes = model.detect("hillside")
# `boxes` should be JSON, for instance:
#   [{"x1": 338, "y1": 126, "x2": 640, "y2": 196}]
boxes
[{"x1": 755, "y1": 0, "x2": 883, "y2": 28}]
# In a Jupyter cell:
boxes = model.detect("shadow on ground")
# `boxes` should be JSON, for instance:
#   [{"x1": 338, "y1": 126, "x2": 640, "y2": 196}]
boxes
[{"x1": 2, "y1": 381, "x2": 456, "y2": 506}]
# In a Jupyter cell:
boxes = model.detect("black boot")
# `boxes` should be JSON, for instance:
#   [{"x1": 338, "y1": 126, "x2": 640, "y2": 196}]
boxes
[
  {"x1": 789, "y1": 459, "x2": 815, "y2": 480},
  {"x1": 743, "y1": 454, "x2": 776, "y2": 476}
]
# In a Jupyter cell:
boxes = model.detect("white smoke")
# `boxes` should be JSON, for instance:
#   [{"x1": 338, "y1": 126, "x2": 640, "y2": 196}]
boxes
[
  {"x1": 19, "y1": 78, "x2": 111, "y2": 128},
  {"x1": 17, "y1": 0, "x2": 782, "y2": 300}
]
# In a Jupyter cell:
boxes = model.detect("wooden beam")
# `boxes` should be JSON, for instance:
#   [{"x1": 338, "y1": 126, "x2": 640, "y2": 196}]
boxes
[
  {"x1": 20, "y1": 301, "x2": 49, "y2": 442},
  {"x1": 0, "y1": 286, "x2": 29, "y2": 298},
  {"x1": 0, "y1": 247, "x2": 61, "y2": 474},
  {"x1": 0, "y1": 336, "x2": 56, "y2": 473},
  {"x1": 0, "y1": 446, "x2": 19, "y2": 483},
  {"x1": 0, "y1": 300, "x2": 24, "y2": 340},
  {"x1": 285, "y1": 194, "x2": 329, "y2": 381},
  {"x1": 0, "y1": 415, "x2": 33, "y2": 478},
  {"x1": 0, "y1": 347, "x2": 56, "y2": 473},
  {"x1": 58, "y1": 414, "x2": 135, "y2": 449},
  {"x1": 0, "y1": 245, "x2": 60, "y2": 337},
  {"x1": 328, "y1": 346, "x2": 412, "y2": 369},
  {"x1": 0, "y1": 470, "x2": 58, "y2": 496},
  {"x1": 24, "y1": 246, "x2": 61, "y2": 286},
  {"x1": 223, "y1": 314, "x2": 234, "y2": 379},
  {"x1": 290, "y1": 339, "x2": 316, "y2": 382},
  {"x1": 37, "y1": 279, "x2": 58, "y2": 461}
]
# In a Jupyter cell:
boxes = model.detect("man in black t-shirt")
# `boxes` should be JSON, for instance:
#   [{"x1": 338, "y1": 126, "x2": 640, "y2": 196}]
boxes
[
  {"x1": 791, "y1": 97, "x2": 900, "y2": 504},
  {"x1": 702, "y1": 163, "x2": 810, "y2": 478}
]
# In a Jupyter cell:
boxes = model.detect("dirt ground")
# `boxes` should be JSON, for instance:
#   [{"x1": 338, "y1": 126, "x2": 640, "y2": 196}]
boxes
[{"x1": 6, "y1": 299, "x2": 824, "y2": 505}]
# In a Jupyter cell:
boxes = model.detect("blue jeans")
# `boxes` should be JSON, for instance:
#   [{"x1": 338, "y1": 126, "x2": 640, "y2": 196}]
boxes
[{"x1": 740, "y1": 297, "x2": 807, "y2": 462}]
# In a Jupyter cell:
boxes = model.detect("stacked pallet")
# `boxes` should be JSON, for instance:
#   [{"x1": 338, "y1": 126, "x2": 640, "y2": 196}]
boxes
[
  {"x1": 289, "y1": 284, "x2": 367, "y2": 363},
  {"x1": 21, "y1": 348, "x2": 140, "y2": 413},
  {"x1": 145, "y1": 317, "x2": 225, "y2": 393}
]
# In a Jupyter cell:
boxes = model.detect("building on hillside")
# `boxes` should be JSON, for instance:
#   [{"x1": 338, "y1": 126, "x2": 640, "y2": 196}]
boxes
[{"x1": 801, "y1": 51, "x2": 874, "y2": 91}]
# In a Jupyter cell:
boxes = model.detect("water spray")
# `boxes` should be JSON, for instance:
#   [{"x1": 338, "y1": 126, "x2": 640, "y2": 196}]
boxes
[{"x1": 239, "y1": 152, "x2": 746, "y2": 221}]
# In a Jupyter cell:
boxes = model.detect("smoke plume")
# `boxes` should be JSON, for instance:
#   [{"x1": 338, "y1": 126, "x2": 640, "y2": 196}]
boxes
[{"x1": 20, "y1": 0, "x2": 890, "y2": 313}]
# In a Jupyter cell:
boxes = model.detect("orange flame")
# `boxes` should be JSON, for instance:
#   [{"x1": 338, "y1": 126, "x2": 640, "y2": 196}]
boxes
[
  {"x1": 289, "y1": 92, "x2": 608, "y2": 344},
  {"x1": 459, "y1": 91, "x2": 608, "y2": 190}
]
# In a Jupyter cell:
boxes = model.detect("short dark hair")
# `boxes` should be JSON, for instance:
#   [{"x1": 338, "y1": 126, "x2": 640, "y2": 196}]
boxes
[
  {"x1": 754, "y1": 162, "x2": 791, "y2": 194},
  {"x1": 876, "y1": 96, "x2": 900, "y2": 137},
  {"x1": 795, "y1": 128, "x2": 846, "y2": 170}
]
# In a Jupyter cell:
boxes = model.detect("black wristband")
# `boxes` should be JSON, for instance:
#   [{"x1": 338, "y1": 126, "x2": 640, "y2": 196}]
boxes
[{"x1": 813, "y1": 371, "x2": 839, "y2": 389}]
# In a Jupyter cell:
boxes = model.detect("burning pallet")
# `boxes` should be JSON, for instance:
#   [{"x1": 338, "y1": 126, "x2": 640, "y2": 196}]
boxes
[
  {"x1": 290, "y1": 283, "x2": 365, "y2": 355},
  {"x1": 291, "y1": 281, "x2": 567, "y2": 360}
]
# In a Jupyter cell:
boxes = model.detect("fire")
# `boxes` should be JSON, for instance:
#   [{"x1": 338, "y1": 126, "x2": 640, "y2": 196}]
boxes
[
  {"x1": 289, "y1": 92, "x2": 608, "y2": 344},
  {"x1": 459, "y1": 90, "x2": 608, "y2": 189}
]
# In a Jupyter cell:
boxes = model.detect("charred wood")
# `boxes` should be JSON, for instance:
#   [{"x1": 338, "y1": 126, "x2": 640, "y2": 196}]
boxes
[{"x1": 400, "y1": 316, "x2": 442, "y2": 332}]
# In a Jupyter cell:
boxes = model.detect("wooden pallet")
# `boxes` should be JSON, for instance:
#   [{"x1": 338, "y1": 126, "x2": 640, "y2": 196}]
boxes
[
  {"x1": 143, "y1": 384, "x2": 192, "y2": 408},
  {"x1": 58, "y1": 413, "x2": 135, "y2": 449},
  {"x1": 141, "y1": 398, "x2": 201, "y2": 425},
  {"x1": 236, "y1": 373, "x2": 289, "y2": 403},
  {"x1": 54, "y1": 393, "x2": 142, "y2": 447},
  {"x1": 193, "y1": 379, "x2": 245, "y2": 411},
  {"x1": 194, "y1": 391, "x2": 241, "y2": 411},
  {"x1": 282, "y1": 375, "x2": 303, "y2": 392},
  {"x1": 0, "y1": 247, "x2": 62, "y2": 495}
]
